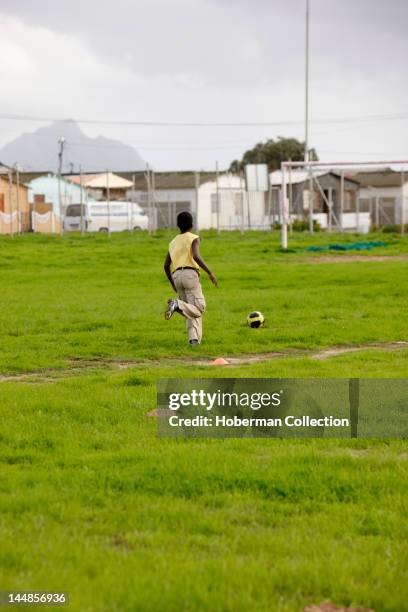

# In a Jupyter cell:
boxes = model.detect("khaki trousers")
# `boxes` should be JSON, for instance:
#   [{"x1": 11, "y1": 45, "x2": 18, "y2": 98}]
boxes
[{"x1": 172, "y1": 269, "x2": 206, "y2": 343}]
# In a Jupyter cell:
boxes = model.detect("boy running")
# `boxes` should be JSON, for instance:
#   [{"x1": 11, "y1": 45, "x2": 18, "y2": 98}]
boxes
[{"x1": 164, "y1": 211, "x2": 217, "y2": 345}]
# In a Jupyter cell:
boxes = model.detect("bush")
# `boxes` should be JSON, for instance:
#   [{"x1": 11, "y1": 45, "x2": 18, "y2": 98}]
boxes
[
  {"x1": 271, "y1": 220, "x2": 320, "y2": 232},
  {"x1": 381, "y1": 224, "x2": 408, "y2": 234},
  {"x1": 291, "y1": 219, "x2": 321, "y2": 232}
]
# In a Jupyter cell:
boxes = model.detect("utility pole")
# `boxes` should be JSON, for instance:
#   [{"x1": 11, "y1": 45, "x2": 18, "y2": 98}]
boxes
[
  {"x1": 308, "y1": 170, "x2": 314, "y2": 233},
  {"x1": 152, "y1": 169, "x2": 157, "y2": 233},
  {"x1": 401, "y1": 170, "x2": 405, "y2": 236},
  {"x1": 216, "y1": 161, "x2": 220, "y2": 233},
  {"x1": 246, "y1": 182, "x2": 251, "y2": 230},
  {"x1": 8, "y1": 169, "x2": 13, "y2": 236},
  {"x1": 195, "y1": 170, "x2": 200, "y2": 232},
  {"x1": 281, "y1": 166, "x2": 288, "y2": 248},
  {"x1": 147, "y1": 164, "x2": 151, "y2": 234},
  {"x1": 106, "y1": 170, "x2": 111, "y2": 236},
  {"x1": 340, "y1": 170, "x2": 345, "y2": 233},
  {"x1": 240, "y1": 170, "x2": 245, "y2": 235},
  {"x1": 304, "y1": 0, "x2": 310, "y2": 163},
  {"x1": 80, "y1": 165, "x2": 84, "y2": 236},
  {"x1": 58, "y1": 136, "x2": 66, "y2": 235},
  {"x1": 288, "y1": 163, "x2": 293, "y2": 234},
  {"x1": 13, "y1": 163, "x2": 22, "y2": 235},
  {"x1": 305, "y1": 0, "x2": 314, "y2": 233},
  {"x1": 131, "y1": 173, "x2": 136, "y2": 232},
  {"x1": 146, "y1": 163, "x2": 152, "y2": 234}
]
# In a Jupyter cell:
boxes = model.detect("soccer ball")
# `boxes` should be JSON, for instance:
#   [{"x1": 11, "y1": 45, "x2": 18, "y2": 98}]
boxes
[{"x1": 247, "y1": 311, "x2": 265, "y2": 328}]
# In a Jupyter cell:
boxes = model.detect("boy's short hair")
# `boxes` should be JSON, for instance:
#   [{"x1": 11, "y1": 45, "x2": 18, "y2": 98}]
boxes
[{"x1": 177, "y1": 211, "x2": 193, "y2": 232}]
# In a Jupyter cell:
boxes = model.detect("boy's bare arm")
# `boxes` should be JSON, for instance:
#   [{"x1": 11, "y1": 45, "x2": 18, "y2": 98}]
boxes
[
  {"x1": 192, "y1": 239, "x2": 217, "y2": 286},
  {"x1": 164, "y1": 252, "x2": 177, "y2": 292}
]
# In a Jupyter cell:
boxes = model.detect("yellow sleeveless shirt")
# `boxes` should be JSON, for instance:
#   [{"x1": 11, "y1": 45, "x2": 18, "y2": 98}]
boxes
[{"x1": 169, "y1": 232, "x2": 200, "y2": 272}]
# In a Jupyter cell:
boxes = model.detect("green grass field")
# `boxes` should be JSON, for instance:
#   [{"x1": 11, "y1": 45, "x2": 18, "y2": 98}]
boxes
[{"x1": 0, "y1": 231, "x2": 407, "y2": 611}]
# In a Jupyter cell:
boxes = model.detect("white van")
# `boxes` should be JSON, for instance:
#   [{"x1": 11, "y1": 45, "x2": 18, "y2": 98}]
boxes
[{"x1": 64, "y1": 201, "x2": 148, "y2": 232}]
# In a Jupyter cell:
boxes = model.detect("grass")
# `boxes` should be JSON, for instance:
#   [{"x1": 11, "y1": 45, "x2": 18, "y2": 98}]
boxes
[
  {"x1": 0, "y1": 230, "x2": 408, "y2": 373},
  {"x1": 0, "y1": 231, "x2": 407, "y2": 611}
]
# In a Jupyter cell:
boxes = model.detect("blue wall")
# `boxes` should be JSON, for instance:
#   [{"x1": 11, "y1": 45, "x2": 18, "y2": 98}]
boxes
[{"x1": 27, "y1": 175, "x2": 94, "y2": 215}]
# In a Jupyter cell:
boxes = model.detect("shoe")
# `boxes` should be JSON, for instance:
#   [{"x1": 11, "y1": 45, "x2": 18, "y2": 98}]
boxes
[
  {"x1": 165, "y1": 299, "x2": 178, "y2": 320},
  {"x1": 189, "y1": 339, "x2": 200, "y2": 346}
]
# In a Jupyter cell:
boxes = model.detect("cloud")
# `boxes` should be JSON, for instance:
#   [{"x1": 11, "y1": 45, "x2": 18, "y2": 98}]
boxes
[
  {"x1": 0, "y1": 0, "x2": 279, "y2": 87},
  {"x1": 2, "y1": 0, "x2": 408, "y2": 90},
  {"x1": 0, "y1": 1, "x2": 407, "y2": 170}
]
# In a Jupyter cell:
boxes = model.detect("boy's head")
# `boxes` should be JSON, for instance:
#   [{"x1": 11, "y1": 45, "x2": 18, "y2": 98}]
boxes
[{"x1": 177, "y1": 211, "x2": 193, "y2": 232}]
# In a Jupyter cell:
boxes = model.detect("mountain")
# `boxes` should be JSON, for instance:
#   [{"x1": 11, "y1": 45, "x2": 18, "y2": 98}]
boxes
[{"x1": 0, "y1": 120, "x2": 146, "y2": 172}]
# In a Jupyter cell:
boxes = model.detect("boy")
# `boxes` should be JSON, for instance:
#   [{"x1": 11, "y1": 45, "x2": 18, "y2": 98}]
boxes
[{"x1": 164, "y1": 211, "x2": 217, "y2": 345}]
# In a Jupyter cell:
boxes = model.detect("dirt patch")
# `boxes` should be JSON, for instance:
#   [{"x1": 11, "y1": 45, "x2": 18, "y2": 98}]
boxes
[
  {"x1": 110, "y1": 533, "x2": 135, "y2": 550},
  {"x1": 69, "y1": 356, "x2": 156, "y2": 368},
  {"x1": 312, "y1": 347, "x2": 363, "y2": 359},
  {"x1": 188, "y1": 351, "x2": 290, "y2": 367},
  {"x1": 0, "y1": 372, "x2": 78, "y2": 383},
  {"x1": 311, "y1": 340, "x2": 408, "y2": 361},
  {"x1": 147, "y1": 409, "x2": 169, "y2": 418},
  {"x1": 193, "y1": 341, "x2": 407, "y2": 366},
  {"x1": 303, "y1": 603, "x2": 374, "y2": 612},
  {"x1": 1, "y1": 341, "x2": 407, "y2": 382},
  {"x1": 309, "y1": 255, "x2": 408, "y2": 263},
  {"x1": 220, "y1": 351, "x2": 286, "y2": 364},
  {"x1": 348, "y1": 449, "x2": 372, "y2": 458}
]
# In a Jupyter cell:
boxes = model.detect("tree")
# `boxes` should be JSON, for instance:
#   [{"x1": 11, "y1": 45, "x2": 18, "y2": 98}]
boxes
[{"x1": 229, "y1": 137, "x2": 318, "y2": 173}]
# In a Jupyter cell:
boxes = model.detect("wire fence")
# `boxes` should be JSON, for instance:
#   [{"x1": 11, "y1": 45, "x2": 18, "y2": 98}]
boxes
[
  {"x1": 278, "y1": 161, "x2": 408, "y2": 244},
  {"x1": 1, "y1": 165, "x2": 407, "y2": 236}
]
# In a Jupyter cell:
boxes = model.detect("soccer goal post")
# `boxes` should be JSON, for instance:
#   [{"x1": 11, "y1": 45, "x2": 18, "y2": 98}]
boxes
[{"x1": 279, "y1": 159, "x2": 408, "y2": 249}]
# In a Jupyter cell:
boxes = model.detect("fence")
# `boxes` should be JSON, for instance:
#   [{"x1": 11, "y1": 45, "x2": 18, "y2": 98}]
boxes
[
  {"x1": 32, "y1": 211, "x2": 63, "y2": 234},
  {"x1": 357, "y1": 194, "x2": 407, "y2": 228},
  {"x1": 129, "y1": 170, "x2": 271, "y2": 232},
  {"x1": 279, "y1": 160, "x2": 408, "y2": 248},
  {"x1": 0, "y1": 211, "x2": 31, "y2": 235},
  {"x1": 3, "y1": 164, "x2": 408, "y2": 236}
]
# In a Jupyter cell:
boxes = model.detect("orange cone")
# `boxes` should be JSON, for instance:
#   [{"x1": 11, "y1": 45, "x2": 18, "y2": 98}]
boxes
[{"x1": 212, "y1": 357, "x2": 229, "y2": 365}]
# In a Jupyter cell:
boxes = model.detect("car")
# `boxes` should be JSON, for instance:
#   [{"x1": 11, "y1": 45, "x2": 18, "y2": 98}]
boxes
[{"x1": 64, "y1": 201, "x2": 148, "y2": 232}]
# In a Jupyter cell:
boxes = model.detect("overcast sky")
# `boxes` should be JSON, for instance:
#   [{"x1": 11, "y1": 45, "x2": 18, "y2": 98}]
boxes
[{"x1": 1, "y1": 0, "x2": 407, "y2": 170}]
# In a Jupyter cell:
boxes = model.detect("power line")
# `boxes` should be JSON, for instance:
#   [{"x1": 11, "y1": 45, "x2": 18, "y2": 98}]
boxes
[
  {"x1": 66, "y1": 140, "x2": 248, "y2": 151},
  {"x1": 66, "y1": 139, "x2": 408, "y2": 154},
  {"x1": 1, "y1": 112, "x2": 408, "y2": 128}
]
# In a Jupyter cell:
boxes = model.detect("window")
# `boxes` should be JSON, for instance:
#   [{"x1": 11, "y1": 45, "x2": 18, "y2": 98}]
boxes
[
  {"x1": 109, "y1": 204, "x2": 128, "y2": 217},
  {"x1": 0, "y1": 193, "x2": 4, "y2": 213},
  {"x1": 343, "y1": 191, "x2": 353, "y2": 212},
  {"x1": 211, "y1": 193, "x2": 219, "y2": 213},
  {"x1": 90, "y1": 205, "x2": 109, "y2": 216},
  {"x1": 66, "y1": 204, "x2": 86, "y2": 217},
  {"x1": 303, "y1": 189, "x2": 319, "y2": 211}
]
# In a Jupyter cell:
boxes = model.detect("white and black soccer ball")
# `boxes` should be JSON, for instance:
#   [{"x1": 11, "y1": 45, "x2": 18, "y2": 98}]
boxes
[{"x1": 247, "y1": 311, "x2": 265, "y2": 328}]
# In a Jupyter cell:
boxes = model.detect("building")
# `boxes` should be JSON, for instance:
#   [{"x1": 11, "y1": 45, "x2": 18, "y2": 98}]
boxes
[
  {"x1": 197, "y1": 174, "x2": 266, "y2": 230},
  {"x1": 0, "y1": 162, "x2": 13, "y2": 175},
  {"x1": 67, "y1": 172, "x2": 133, "y2": 201},
  {"x1": 270, "y1": 170, "x2": 367, "y2": 230},
  {"x1": 126, "y1": 171, "x2": 267, "y2": 230},
  {"x1": 0, "y1": 165, "x2": 31, "y2": 234},
  {"x1": 271, "y1": 170, "x2": 359, "y2": 217},
  {"x1": 27, "y1": 174, "x2": 94, "y2": 217},
  {"x1": 352, "y1": 170, "x2": 408, "y2": 227},
  {"x1": 125, "y1": 171, "x2": 213, "y2": 229}
]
